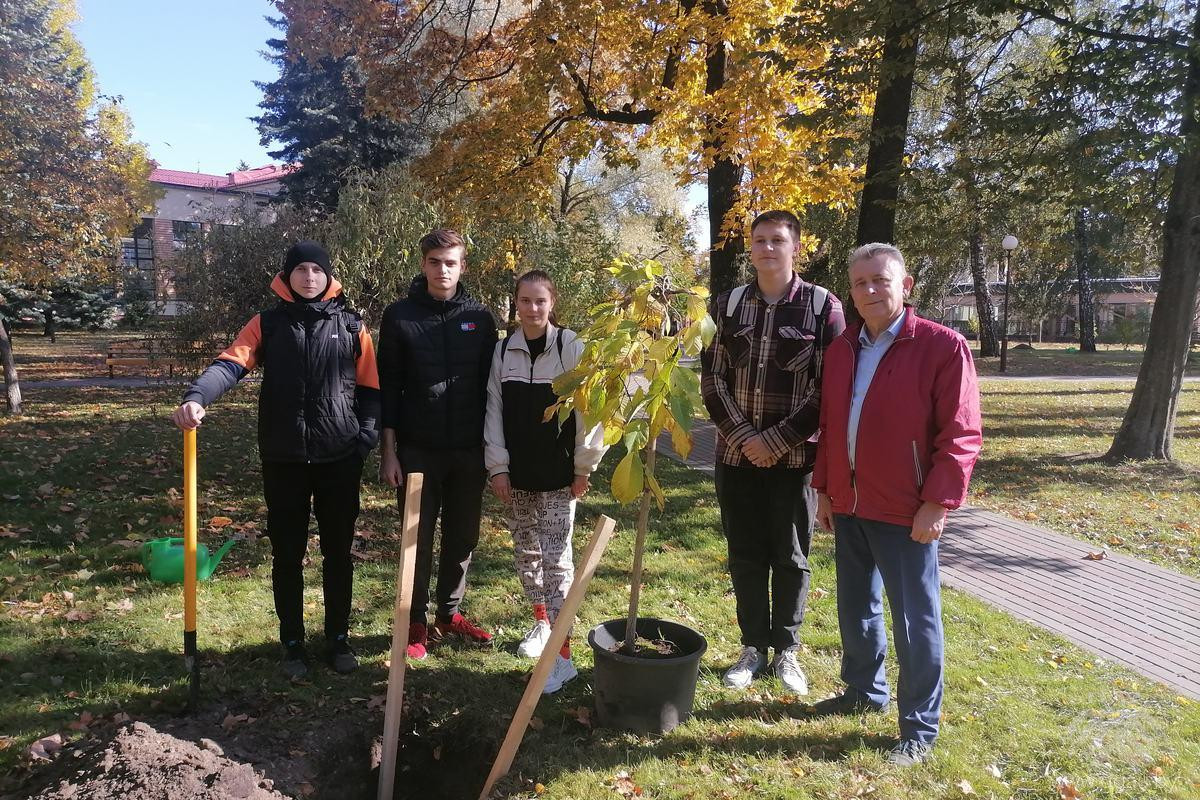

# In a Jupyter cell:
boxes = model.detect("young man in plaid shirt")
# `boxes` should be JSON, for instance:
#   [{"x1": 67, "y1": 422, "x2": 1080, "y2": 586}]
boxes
[{"x1": 701, "y1": 210, "x2": 846, "y2": 693}]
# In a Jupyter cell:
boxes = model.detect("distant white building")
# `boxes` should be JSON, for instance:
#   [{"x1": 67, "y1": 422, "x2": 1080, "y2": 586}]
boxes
[
  {"x1": 121, "y1": 165, "x2": 291, "y2": 315},
  {"x1": 940, "y1": 277, "x2": 1200, "y2": 342}
]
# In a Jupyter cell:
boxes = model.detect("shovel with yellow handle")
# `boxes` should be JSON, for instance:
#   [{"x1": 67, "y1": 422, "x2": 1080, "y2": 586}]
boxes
[{"x1": 182, "y1": 427, "x2": 200, "y2": 710}]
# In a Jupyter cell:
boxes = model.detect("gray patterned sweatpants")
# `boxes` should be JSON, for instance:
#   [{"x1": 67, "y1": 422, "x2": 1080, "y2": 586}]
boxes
[{"x1": 509, "y1": 488, "x2": 576, "y2": 625}]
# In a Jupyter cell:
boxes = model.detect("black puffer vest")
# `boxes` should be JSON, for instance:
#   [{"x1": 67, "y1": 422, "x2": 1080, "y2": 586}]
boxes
[
  {"x1": 258, "y1": 294, "x2": 364, "y2": 463},
  {"x1": 379, "y1": 277, "x2": 497, "y2": 449}
]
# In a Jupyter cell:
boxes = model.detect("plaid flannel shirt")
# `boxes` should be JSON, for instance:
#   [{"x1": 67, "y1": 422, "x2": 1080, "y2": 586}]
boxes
[{"x1": 701, "y1": 274, "x2": 845, "y2": 469}]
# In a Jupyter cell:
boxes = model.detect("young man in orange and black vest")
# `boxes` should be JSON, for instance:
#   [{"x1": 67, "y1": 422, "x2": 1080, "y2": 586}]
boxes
[
  {"x1": 377, "y1": 229, "x2": 499, "y2": 660},
  {"x1": 701, "y1": 210, "x2": 846, "y2": 696},
  {"x1": 171, "y1": 241, "x2": 380, "y2": 679}
]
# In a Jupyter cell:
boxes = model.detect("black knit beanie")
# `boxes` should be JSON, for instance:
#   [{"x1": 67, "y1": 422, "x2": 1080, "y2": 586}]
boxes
[{"x1": 282, "y1": 241, "x2": 332, "y2": 280}]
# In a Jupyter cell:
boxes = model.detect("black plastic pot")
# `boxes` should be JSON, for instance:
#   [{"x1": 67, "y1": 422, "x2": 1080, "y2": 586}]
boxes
[{"x1": 587, "y1": 617, "x2": 708, "y2": 734}]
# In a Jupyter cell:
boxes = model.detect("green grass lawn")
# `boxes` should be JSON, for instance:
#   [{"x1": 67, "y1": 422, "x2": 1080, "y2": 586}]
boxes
[
  {"x1": 5, "y1": 330, "x2": 113, "y2": 381},
  {"x1": 1, "y1": 385, "x2": 1198, "y2": 799},
  {"x1": 971, "y1": 381, "x2": 1200, "y2": 577},
  {"x1": 971, "y1": 342, "x2": 1200, "y2": 377}
]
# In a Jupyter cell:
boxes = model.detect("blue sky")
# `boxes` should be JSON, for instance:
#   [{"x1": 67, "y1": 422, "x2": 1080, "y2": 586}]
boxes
[{"x1": 74, "y1": 0, "x2": 280, "y2": 175}]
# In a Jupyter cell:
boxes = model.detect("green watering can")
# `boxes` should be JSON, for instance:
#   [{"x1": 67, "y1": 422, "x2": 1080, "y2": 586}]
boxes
[{"x1": 141, "y1": 537, "x2": 236, "y2": 584}]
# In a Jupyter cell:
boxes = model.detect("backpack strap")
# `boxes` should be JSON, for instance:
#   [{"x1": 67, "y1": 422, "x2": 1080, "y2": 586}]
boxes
[
  {"x1": 500, "y1": 333, "x2": 511, "y2": 361},
  {"x1": 257, "y1": 306, "x2": 280, "y2": 366},
  {"x1": 556, "y1": 327, "x2": 569, "y2": 364},
  {"x1": 343, "y1": 309, "x2": 363, "y2": 358},
  {"x1": 725, "y1": 284, "x2": 749, "y2": 318},
  {"x1": 811, "y1": 285, "x2": 828, "y2": 320}
]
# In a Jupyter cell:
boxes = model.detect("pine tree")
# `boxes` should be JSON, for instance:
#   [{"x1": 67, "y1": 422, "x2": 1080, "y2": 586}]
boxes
[{"x1": 254, "y1": 16, "x2": 418, "y2": 212}]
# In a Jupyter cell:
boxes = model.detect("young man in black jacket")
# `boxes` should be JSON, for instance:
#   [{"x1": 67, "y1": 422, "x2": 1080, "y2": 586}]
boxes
[
  {"x1": 378, "y1": 229, "x2": 498, "y2": 660},
  {"x1": 171, "y1": 241, "x2": 380, "y2": 678}
]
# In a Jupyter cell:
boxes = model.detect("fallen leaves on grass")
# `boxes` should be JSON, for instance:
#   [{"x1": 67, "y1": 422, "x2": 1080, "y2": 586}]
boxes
[
  {"x1": 1056, "y1": 777, "x2": 1083, "y2": 799},
  {"x1": 565, "y1": 705, "x2": 592, "y2": 729},
  {"x1": 809, "y1": 587, "x2": 829, "y2": 600},
  {"x1": 367, "y1": 695, "x2": 386, "y2": 710},
  {"x1": 208, "y1": 516, "x2": 234, "y2": 529},
  {"x1": 27, "y1": 733, "x2": 63, "y2": 761},
  {"x1": 106, "y1": 598, "x2": 134, "y2": 614},
  {"x1": 612, "y1": 771, "x2": 643, "y2": 797},
  {"x1": 956, "y1": 779, "x2": 975, "y2": 795}
]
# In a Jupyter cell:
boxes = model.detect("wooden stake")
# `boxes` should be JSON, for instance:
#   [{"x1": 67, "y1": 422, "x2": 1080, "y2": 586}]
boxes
[
  {"x1": 377, "y1": 474, "x2": 424, "y2": 800},
  {"x1": 477, "y1": 514, "x2": 617, "y2": 800}
]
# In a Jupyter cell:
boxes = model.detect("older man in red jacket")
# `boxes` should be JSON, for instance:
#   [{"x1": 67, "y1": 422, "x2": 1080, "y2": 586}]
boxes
[{"x1": 812, "y1": 243, "x2": 982, "y2": 766}]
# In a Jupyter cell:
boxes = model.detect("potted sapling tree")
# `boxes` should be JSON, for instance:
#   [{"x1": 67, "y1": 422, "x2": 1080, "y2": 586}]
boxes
[{"x1": 546, "y1": 255, "x2": 714, "y2": 734}]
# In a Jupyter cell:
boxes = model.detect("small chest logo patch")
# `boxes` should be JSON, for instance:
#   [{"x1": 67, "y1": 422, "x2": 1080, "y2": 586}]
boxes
[
  {"x1": 461, "y1": 322, "x2": 477, "y2": 331},
  {"x1": 331, "y1": 334, "x2": 339, "y2": 338}
]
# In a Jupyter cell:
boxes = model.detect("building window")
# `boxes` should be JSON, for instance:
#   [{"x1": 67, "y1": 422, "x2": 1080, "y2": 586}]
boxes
[
  {"x1": 172, "y1": 220, "x2": 203, "y2": 249},
  {"x1": 121, "y1": 219, "x2": 155, "y2": 293}
]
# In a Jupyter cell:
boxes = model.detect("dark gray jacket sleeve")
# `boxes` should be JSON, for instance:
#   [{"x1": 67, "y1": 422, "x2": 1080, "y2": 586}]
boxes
[{"x1": 182, "y1": 359, "x2": 246, "y2": 407}]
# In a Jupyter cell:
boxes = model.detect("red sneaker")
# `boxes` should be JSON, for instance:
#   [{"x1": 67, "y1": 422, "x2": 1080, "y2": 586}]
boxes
[
  {"x1": 433, "y1": 612, "x2": 493, "y2": 645},
  {"x1": 406, "y1": 622, "x2": 428, "y2": 661}
]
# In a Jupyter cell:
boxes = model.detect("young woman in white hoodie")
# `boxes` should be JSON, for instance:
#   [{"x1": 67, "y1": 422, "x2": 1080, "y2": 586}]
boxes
[{"x1": 484, "y1": 270, "x2": 606, "y2": 694}]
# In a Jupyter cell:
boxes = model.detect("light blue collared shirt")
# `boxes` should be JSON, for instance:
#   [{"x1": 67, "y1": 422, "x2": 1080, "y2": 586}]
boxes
[{"x1": 848, "y1": 311, "x2": 906, "y2": 470}]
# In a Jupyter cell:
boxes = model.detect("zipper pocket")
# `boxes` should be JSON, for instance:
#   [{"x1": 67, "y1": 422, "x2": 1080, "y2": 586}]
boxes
[{"x1": 911, "y1": 441, "x2": 924, "y2": 488}]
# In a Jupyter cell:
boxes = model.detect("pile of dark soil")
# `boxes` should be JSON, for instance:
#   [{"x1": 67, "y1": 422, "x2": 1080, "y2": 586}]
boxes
[{"x1": 20, "y1": 721, "x2": 289, "y2": 800}]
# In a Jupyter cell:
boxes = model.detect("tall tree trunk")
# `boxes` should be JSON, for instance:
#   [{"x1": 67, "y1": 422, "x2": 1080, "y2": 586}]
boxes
[
  {"x1": 1107, "y1": 9, "x2": 1200, "y2": 461},
  {"x1": 0, "y1": 319, "x2": 22, "y2": 415},
  {"x1": 558, "y1": 161, "x2": 575, "y2": 219},
  {"x1": 43, "y1": 306, "x2": 56, "y2": 344},
  {"x1": 951, "y1": 52, "x2": 998, "y2": 357},
  {"x1": 854, "y1": 0, "x2": 920, "y2": 246},
  {"x1": 707, "y1": 157, "x2": 743, "y2": 296},
  {"x1": 1074, "y1": 208, "x2": 1098, "y2": 353},
  {"x1": 704, "y1": 8, "x2": 744, "y2": 296},
  {"x1": 969, "y1": 219, "x2": 1000, "y2": 357}
]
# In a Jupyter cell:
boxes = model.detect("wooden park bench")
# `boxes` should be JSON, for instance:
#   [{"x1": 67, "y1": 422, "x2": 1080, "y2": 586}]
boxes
[{"x1": 104, "y1": 336, "x2": 226, "y2": 378}]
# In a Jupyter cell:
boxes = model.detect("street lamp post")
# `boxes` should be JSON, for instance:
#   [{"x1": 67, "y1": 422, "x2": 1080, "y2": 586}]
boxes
[{"x1": 1000, "y1": 234, "x2": 1018, "y2": 373}]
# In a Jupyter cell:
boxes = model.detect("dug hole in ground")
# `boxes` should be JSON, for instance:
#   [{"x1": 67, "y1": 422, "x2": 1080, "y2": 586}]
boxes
[{"x1": 5, "y1": 689, "x2": 499, "y2": 800}]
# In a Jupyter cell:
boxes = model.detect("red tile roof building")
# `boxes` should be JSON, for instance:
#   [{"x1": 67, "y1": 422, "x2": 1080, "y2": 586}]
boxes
[{"x1": 123, "y1": 164, "x2": 293, "y2": 314}]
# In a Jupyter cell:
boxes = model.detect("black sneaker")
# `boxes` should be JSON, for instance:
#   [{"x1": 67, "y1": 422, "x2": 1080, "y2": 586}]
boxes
[
  {"x1": 281, "y1": 640, "x2": 308, "y2": 679},
  {"x1": 806, "y1": 692, "x2": 888, "y2": 717},
  {"x1": 328, "y1": 634, "x2": 358, "y2": 674},
  {"x1": 886, "y1": 738, "x2": 933, "y2": 766}
]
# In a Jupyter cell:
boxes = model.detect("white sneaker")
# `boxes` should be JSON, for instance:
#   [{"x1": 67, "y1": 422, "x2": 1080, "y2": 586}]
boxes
[
  {"x1": 722, "y1": 646, "x2": 767, "y2": 689},
  {"x1": 542, "y1": 655, "x2": 578, "y2": 694},
  {"x1": 517, "y1": 619, "x2": 552, "y2": 659},
  {"x1": 772, "y1": 646, "x2": 809, "y2": 695}
]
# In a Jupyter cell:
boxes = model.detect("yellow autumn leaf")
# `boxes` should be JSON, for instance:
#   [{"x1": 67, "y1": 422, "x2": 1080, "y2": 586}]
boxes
[{"x1": 611, "y1": 449, "x2": 644, "y2": 505}]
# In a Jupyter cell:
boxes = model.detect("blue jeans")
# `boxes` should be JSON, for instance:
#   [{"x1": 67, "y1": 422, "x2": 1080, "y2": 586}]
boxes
[{"x1": 833, "y1": 514, "x2": 943, "y2": 743}]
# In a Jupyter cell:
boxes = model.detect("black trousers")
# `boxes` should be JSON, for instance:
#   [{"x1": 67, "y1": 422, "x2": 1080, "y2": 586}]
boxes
[
  {"x1": 714, "y1": 462, "x2": 815, "y2": 652},
  {"x1": 398, "y1": 445, "x2": 486, "y2": 624},
  {"x1": 262, "y1": 453, "x2": 364, "y2": 645}
]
